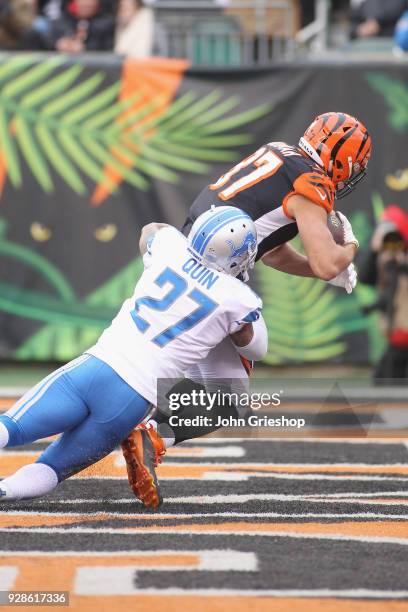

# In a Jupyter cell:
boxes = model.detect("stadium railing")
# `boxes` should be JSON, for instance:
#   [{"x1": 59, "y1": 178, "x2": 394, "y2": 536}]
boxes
[
  {"x1": 152, "y1": 0, "x2": 299, "y2": 66},
  {"x1": 295, "y1": 0, "x2": 330, "y2": 53}
]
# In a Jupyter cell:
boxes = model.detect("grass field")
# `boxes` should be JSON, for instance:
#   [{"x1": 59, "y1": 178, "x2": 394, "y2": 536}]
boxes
[{"x1": 1, "y1": 391, "x2": 408, "y2": 612}]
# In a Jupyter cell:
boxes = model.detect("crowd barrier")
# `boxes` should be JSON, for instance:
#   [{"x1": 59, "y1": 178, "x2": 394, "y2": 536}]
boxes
[{"x1": 0, "y1": 53, "x2": 407, "y2": 364}]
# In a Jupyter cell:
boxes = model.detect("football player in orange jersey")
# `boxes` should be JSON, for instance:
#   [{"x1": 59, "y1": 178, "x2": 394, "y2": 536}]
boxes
[{"x1": 123, "y1": 111, "x2": 372, "y2": 508}]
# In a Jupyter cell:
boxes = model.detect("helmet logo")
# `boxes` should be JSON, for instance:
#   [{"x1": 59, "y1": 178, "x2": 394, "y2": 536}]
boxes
[{"x1": 227, "y1": 232, "x2": 257, "y2": 259}]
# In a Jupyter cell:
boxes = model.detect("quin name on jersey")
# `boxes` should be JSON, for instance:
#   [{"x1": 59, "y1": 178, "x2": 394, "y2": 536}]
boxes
[
  {"x1": 88, "y1": 227, "x2": 262, "y2": 405},
  {"x1": 182, "y1": 257, "x2": 220, "y2": 290}
]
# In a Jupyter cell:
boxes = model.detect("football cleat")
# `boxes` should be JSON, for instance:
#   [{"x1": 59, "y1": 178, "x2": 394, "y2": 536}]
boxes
[
  {"x1": 240, "y1": 355, "x2": 253, "y2": 376},
  {"x1": 121, "y1": 424, "x2": 166, "y2": 509}
]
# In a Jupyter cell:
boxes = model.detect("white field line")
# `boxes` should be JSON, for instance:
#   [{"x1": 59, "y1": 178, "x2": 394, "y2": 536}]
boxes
[
  {"x1": 183, "y1": 438, "x2": 408, "y2": 445},
  {"x1": 93, "y1": 461, "x2": 408, "y2": 468},
  {"x1": 2, "y1": 527, "x2": 408, "y2": 546},
  {"x1": 14, "y1": 493, "x2": 408, "y2": 506},
  {"x1": 76, "y1": 549, "x2": 257, "y2": 577},
  {"x1": 2, "y1": 472, "x2": 401, "y2": 482},
  {"x1": 2, "y1": 437, "x2": 408, "y2": 446},
  {"x1": 162, "y1": 493, "x2": 408, "y2": 506},
  {"x1": 1, "y1": 509, "x2": 408, "y2": 521},
  {"x1": 1, "y1": 511, "x2": 408, "y2": 521},
  {"x1": 182, "y1": 438, "x2": 408, "y2": 446},
  {"x1": 32, "y1": 472, "x2": 408, "y2": 482},
  {"x1": 202, "y1": 472, "x2": 408, "y2": 482},
  {"x1": 0, "y1": 549, "x2": 251, "y2": 557},
  {"x1": 2, "y1": 452, "x2": 408, "y2": 470},
  {"x1": 0, "y1": 566, "x2": 18, "y2": 590},
  {"x1": 87, "y1": 588, "x2": 408, "y2": 599},
  {"x1": 317, "y1": 491, "x2": 408, "y2": 498}
]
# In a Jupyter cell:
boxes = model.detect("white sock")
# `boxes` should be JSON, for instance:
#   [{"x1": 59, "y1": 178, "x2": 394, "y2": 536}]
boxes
[
  {"x1": 157, "y1": 423, "x2": 175, "y2": 448},
  {"x1": 163, "y1": 438, "x2": 175, "y2": 448},
  {"x1": 0, "y1": 423, "x2": 9, "y2": 449},
  {"x1": 144, "y1": 418, "x2": 175, "y2": 448},
  {"x1": 0, "y1": 463, "x2": 58, "y2": 501},
  {"x1": 144, "y1": 418, "x2": 158, "y2": 431}
]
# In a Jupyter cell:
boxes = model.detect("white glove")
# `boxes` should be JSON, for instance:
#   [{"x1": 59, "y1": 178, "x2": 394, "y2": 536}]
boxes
[
  {"x1": 327, "y1": 263, "x2": 358, "y2": 294},
  {"x1": 336, "y1": 211, "x2": 359, "y2": 249}
]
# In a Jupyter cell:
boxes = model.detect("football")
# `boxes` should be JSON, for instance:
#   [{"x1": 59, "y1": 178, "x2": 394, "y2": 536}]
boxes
[{"x1": 327, "y1": 211, "x2": 345, "y2": 244}]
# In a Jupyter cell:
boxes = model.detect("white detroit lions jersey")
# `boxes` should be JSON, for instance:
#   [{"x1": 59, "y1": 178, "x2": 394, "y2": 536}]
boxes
[{"x1": 88, "y1": 227, "x2": 262, "y2": 404}]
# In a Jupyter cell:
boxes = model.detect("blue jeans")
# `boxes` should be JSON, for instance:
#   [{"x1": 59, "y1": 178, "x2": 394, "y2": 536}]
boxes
[{"x1": 0, "y1": 355, "x2": 150, "y2": 481}]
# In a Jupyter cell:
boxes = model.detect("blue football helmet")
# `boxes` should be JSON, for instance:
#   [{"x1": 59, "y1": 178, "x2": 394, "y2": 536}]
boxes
[{"x1": 187, "y1": 205, "x2": 258, "y2": 280}]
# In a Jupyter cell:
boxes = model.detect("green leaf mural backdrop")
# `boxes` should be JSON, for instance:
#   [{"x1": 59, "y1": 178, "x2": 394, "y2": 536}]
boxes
[{"x1": 0, "y1": 55, "x2": 407, "y2": 363}]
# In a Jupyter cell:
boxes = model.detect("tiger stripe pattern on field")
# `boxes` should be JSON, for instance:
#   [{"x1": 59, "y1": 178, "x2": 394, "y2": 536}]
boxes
[{"x1": 1, "y1": 396, "x2": 408, "y2": 612}]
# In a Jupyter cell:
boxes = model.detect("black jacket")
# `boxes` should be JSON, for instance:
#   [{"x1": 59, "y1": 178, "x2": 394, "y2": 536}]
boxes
[
  {"x1": 55, "y1": 13, "x2": 113, "y2": 50},
  {"x1": 30, "y1": 11, "x2": 115, "y2": 51}
]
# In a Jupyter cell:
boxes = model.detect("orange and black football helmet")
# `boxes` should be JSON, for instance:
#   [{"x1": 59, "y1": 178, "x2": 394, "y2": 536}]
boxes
[{"x1": 299, "y1": 112, "x2": 372, "y2": 199}]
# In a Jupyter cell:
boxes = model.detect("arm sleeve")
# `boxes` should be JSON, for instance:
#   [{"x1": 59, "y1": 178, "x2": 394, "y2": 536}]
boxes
[
  {"x1": 235, "y1": 314, "x2": 268, "y2": 361},
  {"x1": 227, "y1": 279, "x2": 263, "y2": 335},
  {"x1": 229, "y1": 304, "x2": 262, "y2": 334}
]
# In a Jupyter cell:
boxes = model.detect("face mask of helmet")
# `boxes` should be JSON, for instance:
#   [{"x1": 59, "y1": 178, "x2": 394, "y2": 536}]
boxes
[
  {"x1": 228, "y1": 243, "x2": 257, "y2": 282},
  {"x1": 335, "y1": 165, "x2": 367, "y2": 200},
  {"x1": 200, "y1": 239, "x2": 257, "y2": 280}
]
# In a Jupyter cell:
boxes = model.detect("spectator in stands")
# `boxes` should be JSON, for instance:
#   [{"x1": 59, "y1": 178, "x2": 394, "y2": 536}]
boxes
[
  {"x1": 114, "y1": 0, "x2": 157, "y2": 58},
  {"x1": 350, "y1": 0, "x2": 408, "y2": 39},
  {"x1": 28, "y1": 0, "x2": 115, "y2": 51},
  {"x1": 26, "y1": 0, "x2": 59, "y2": 44},
  {"x1": 19, "y1": 0, "x2": 64, "y2": 49},
  {"x1": 54, "y1": 0, "x2": 115, "y2": 52},
  {"x1": 359, "y1": 206, "x2": 408, "y2": 384},
  {"x1": 0, "y1": 0, "x2": 37, "y2": 49}
]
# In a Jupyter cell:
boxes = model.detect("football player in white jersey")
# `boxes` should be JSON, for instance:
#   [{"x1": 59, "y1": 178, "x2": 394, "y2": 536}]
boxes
[
  {"x1": 122, "y1": 111, "x2": 372, "y2": 508},
  {"x1": 0, "y1": 206, "x2": 267, "y2": 505}
]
